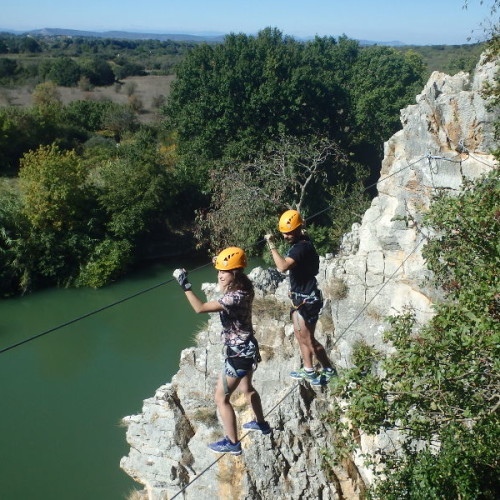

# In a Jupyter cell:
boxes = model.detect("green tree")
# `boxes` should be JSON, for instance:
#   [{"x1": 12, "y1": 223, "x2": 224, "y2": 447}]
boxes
[
  {"x1": 63, "y1": 99, "x2": 118, "y2": 131},
  {"x1": 348, "y1": 47, "x2": 425, "y2": 159},
  {"x1": 80, "y1": 57, "x2": 115, "y2": 86},
  {"x1": 194, "y1": 135, "x2": 366, "y2": 254},
  {"x1": 32, "y1": 81, "x2": 62, "y2": 110},
  {"x1": 76, "y1": 129, "x2": 184, "y2": 287},
  {"x1": 0, "y1": 102, "x2": 90, "y2": 176},
  {"x1": 41, "y1": 56, "x2": 81, "y2": 86},
  {"x1": 92, "y1": 130, "x2": 172, "y2": 242},
  {"x1": 165, "y1": 29, "x2": 350, "y2": 185},
  {"x1": 164, "y1": 29, "x2": 424, "y2": 227},
  {"x1": 102, "y1": 103, "x2": 138, "y2": 140},
  {"x1": 0, "y1": 57, "x2": 17, "y2": 79},
  {"x1": 17, "y1": 36, "x2": 42, "y2": 53},
  {"x1": 16, "y1": 144, "x2": 93, "y2": 288},
  {"x1": 0, "y1": 107, "x2": 59, "y2": 175},
  {"x1": 0, "y1": 182, "x2": 23, "y2": 295},
  {"x1": 445, "y1": 54, "x2": 479, "y2": 74},
  {"x1": 113, "y1": 59, "x2": 146, "y2": 80},
  {"x1": 75, "y1": 238, "x2": 132, "y2": 288},
  {"x1": 19, "y1": 144, "x2": 87, "y2": 231}
]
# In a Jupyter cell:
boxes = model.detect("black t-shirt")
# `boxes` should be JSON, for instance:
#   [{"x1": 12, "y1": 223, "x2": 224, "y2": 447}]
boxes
[{"x1": 286, "y1": 236, "x2": 319, "y2": 295}]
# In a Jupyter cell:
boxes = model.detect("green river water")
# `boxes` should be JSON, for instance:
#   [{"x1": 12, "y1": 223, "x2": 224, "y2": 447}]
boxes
[{"x1": 0, "y1": 258, "x2": 263, "y2": 500}]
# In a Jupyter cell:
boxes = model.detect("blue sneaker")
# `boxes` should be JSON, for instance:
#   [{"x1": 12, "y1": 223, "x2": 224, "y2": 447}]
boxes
[
  {"x1": 310, "y1": 368, "x2": 337, "y2": 386},
  {"x1": 208, "y1": 436, "x2": 242, "y2": 455},
  {"x1": 289, "y1": 368, "x2": 318, "y2": 381},
  {"x1": 242, "y1": 420, "x2": 272, "y2": 435}
]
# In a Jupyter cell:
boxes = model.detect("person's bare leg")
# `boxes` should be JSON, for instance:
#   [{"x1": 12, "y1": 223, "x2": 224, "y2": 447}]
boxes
[
  {"x1": 293, "y1": 312, "x2": 333, "y2": 370},
  {"x1": 292, "y1": 311, "x2": 315, "y2": 368},
  {"x1": 214, "y1": 375, "x2": 241, "y2": 443},
  {"x1": 239, "y1": 371, "x2": 265, "y2": 422}
]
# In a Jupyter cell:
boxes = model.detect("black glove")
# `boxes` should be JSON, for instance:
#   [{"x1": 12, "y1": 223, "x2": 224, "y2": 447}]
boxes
[{"x1": 173, "y1": 268, "x2": 192, "y2": 291}]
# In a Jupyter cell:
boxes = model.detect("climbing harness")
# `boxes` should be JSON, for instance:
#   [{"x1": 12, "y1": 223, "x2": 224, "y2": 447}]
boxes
[
  {"x1": 289, "y1": 289, "x2": 322, "y2": 306},
  {"x1": 221, "y1": 336, "x2": 261, "y2": 395},
  {"x1": 289, "y1": 289, "x2": 323, "y2": 330}
]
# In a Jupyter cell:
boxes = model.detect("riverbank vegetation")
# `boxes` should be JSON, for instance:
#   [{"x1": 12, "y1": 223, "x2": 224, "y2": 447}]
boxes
[
  {"x1": 0, "y1": 28, "x2": 489, "y2": 296},
  {"x1": 324, "y1": 168, "x2": 499, "y2": 499},
  {"x1": 322, "y1": 11, "x2": 500, "y2": 493}
]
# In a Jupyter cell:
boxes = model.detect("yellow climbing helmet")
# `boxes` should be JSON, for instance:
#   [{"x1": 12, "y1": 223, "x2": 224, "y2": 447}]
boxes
[
  {"x1": 278, "y1": 209, "x2": 303, "y2": 233},
  {"x1": 214, "y1": 247, "x2": 247, "y2": 270}
]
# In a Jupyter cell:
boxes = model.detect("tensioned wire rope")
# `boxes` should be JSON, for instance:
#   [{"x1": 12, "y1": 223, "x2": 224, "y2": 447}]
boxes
[
  {"x1": 1, "y1": 148, "x2": 484, "y2": 356},
  {"x1": 160, "y1": 150, "x2": 498, "y2": 497},
  {"x1": 168, "y1": 233, "x2": 427, "y2": 499},
  {"x1": 0, "y1": 150, "x2": 475, "y2": 498},
  {"x1": 169, "y1": 148, "x2": 489, "y2": 497},
  {"x1": 0, "y1": 262, "x2": 215, "y2": 354}
]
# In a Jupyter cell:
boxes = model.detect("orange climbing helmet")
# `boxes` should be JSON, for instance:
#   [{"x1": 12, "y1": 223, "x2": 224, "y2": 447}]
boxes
[
  {"x1": 278, "y1": 209, "x2": 303, "y2": 233},
  {"x1": 214, "y1": 247, "x2": 247, "y2": 270}
]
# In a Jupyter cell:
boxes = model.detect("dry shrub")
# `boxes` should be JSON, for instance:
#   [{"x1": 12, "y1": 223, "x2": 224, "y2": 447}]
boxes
[
  {"x1": 151, "y1": 94, "x2": 166, "y2": 109},
  {"x1": 366, "y1": 305, "x2": 383, "y2": 321},
  {"x1": 322, "y1": 277, "x2": 349, "y2": 300},
  {"x1": 192, "y1": 407, "x2": 219, "y2": 427},
  {"x1": 128, "y1": 94, "x2": 143, "y2": 113},
  {"x1": 124, "y1": 81, "x2": 137, "y2": 96},
  {"x1": 78, "y1": 76, "x2": 92, "y2": 91},
  {"x1": 258, "y1": 343, "x2": 275, "y2": 361},
  {"x1": 253, "y1": 296, "x2": 289, "y2": 320}
]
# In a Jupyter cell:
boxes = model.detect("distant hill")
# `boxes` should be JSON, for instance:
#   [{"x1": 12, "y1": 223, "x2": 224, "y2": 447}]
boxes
[
  {"x1": 23, "y1": 27, "x2": 226, "y2": 43},
  {"x1": 357, "y1": 39, "x2": 405, "y2": 46},
  {"x1": 2, "y1": 27, "x2": 405, "y2": 46}
]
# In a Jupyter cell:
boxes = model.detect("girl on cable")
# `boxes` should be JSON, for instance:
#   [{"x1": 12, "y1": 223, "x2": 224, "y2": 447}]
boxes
[{"x1": 173, "y1": 247, "x2": 270, "y2": 455}]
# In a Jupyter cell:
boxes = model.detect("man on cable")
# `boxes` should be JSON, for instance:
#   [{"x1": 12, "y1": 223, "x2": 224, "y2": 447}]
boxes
[{"x1": 266, "y1": 209, "x2": 336, "y2": 386}]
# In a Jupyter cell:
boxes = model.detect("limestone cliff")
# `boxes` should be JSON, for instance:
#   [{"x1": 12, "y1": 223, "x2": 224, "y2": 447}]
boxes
[{"x1": 120, "y1": 54, "x2": 498, "y2": 500}]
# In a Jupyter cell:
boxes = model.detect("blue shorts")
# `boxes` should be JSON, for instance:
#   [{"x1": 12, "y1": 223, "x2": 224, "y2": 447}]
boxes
[
  {"x1": 224, "y1": 338, "x2": 260, "y2": 379},
  {"x1": 224, "y1": 356, "x2": 255, "y2": 378}
]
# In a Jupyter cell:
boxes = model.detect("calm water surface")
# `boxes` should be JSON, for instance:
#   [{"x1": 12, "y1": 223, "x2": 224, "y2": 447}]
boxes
[{"x1": 0, "y1": 258, "x2": 262, "y2": 500}]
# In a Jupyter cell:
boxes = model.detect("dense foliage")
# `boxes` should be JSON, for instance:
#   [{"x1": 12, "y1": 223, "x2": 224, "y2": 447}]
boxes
[
  {"x1": 0, "y1": 34, "x2": 196, "y2": 85},
  {"x1": 0, "y1": 129, "x2": 179, "y2": 294},
  {"x1": 395, "y1": 42, "x2": 485, "y2": 76},
  {"x1": 165, "y1": 29, "x2": 424, "y2": 253},
  {"x1": 0, "y1": 26, "x2": 489, "y2": 295},
  {"x1": 165, "y1": 29, "x2": 424, "y2": 173},
  {"x1": 324, "y1": 169, "x2": 500, "y2": 498},
  {"x1": 0, "y1": 88, "x2": 138, "y2": 175}
]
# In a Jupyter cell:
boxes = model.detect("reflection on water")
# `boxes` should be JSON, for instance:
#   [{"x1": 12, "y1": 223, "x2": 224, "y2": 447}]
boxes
[{"x1": 0, "y1": 259, "x2": 262, "y2": 500}]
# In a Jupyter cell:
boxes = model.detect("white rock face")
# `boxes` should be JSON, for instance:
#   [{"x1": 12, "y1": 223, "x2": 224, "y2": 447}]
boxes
[{"x1": 120, "y1": 53, "x2": 498, "y2": 499}]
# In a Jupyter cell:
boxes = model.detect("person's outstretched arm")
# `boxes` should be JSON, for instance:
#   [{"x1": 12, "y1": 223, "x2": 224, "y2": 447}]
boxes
[{"x1": 173, "y1": 269, "x2": 223, "y2": 314}]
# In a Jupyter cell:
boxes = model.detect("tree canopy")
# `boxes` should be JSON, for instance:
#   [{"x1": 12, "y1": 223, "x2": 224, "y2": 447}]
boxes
[{"x1": 165, "y1": 30, "x2": 424, "y2": 172}]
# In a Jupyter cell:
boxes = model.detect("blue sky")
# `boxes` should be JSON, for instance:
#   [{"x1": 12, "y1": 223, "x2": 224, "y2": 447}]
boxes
[{"x1": 1, "y1": 0, "x2": 496, "y2": 45}]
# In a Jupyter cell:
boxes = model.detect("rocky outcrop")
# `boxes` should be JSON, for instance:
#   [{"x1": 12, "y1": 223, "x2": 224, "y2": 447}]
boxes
[{"x1": 120, "y1": 54, "x2": 498, "y2": 499}]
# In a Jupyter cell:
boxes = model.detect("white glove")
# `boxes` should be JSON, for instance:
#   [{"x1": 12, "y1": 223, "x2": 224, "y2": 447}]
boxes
[
  {"x1": 173, "y1": 268, "x2": 192, "y2": 291},
  {"x1": 264, "y1": 234, "x2": 276, "y2": 250}
]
